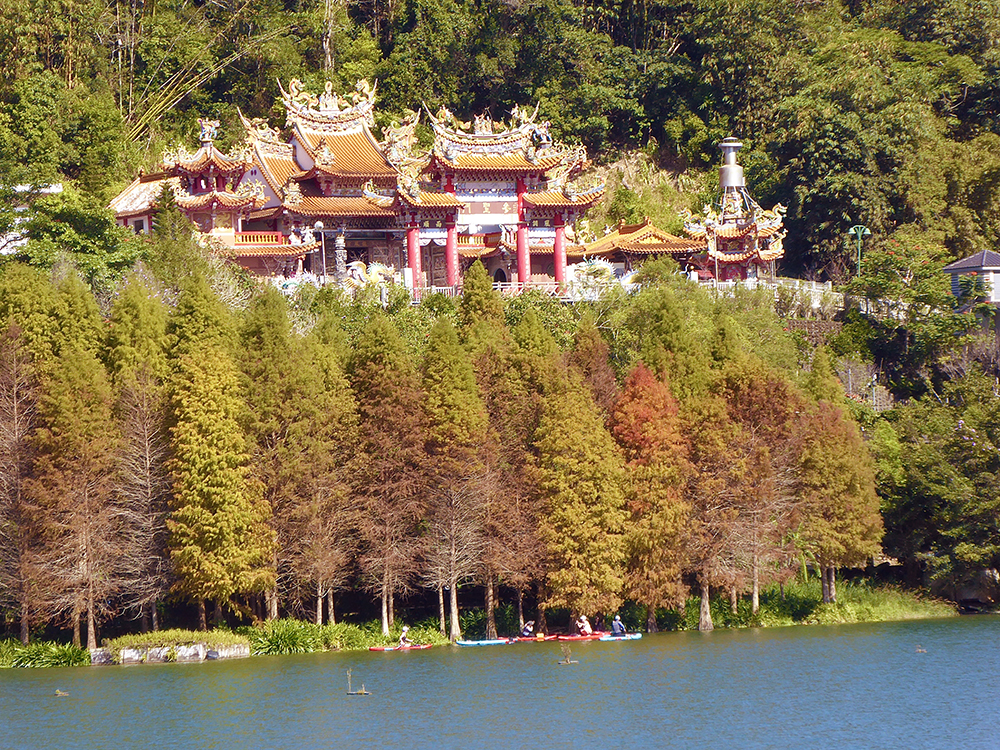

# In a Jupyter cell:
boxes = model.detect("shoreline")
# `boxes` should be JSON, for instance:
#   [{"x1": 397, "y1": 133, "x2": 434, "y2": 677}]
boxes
[{"x1": 0, "y1": 583, "x2": 968, "y2": 668}]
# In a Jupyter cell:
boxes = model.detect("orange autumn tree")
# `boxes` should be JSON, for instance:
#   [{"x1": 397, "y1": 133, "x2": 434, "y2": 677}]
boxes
[{"x1": 611, "y1": 363, "x2": 690, "y2": 631}]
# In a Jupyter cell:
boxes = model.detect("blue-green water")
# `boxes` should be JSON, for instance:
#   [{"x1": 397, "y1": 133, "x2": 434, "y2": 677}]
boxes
[{"x1": 1, "y1": 616, "x2": 997, "y2": 749}]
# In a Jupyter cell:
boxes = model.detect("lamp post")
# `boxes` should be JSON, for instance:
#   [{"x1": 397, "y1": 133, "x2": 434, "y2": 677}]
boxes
[
  {"x1": 314, "y1": 220, "x2": 327, "y2": 285},
  {"x1": 848, "y1": 224, "x2": 871, "y2": 276}
]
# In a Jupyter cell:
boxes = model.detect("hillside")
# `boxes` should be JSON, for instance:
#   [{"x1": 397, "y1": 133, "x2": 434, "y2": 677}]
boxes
[{"x1": 3, "y1": 1, "x2": 1000, "y2": 278}]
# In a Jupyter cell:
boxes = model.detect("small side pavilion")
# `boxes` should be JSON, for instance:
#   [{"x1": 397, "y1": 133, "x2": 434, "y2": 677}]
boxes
[{"x1": 943, "y1": 250, "x2": 1000, "y2": 303}]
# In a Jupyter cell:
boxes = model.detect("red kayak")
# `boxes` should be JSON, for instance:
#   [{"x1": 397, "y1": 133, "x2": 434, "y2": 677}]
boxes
[
  {"x1": 557, "y1": 632, "x2": 608, "y2": 641},
  {"x1": 369, "y1": 644, "x2": 433, "y2": 652},
  {"x1": 513, "y1": 634, "x2": 559, "y2": 642}
]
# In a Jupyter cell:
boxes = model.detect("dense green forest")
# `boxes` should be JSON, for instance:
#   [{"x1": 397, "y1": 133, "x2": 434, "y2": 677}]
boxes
[
  {"x1": 2, "y1": 0, "x2": 1000, "y2": 649},
  {"x1": 4, "y1": 0, "x2": 1000, "y2": 276}
]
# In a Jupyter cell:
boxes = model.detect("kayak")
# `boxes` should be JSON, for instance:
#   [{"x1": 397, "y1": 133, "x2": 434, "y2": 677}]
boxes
[
  {"x1": 513, "y1": 634, "x2": 559, "y2": 642},
  {"x1": 599, "y1": 633, "x2": 642, "y2": 641},
  {"x1": 455, "y1": 638, "x2": 514, "y2": 647},
  {"x1": 557, "y1": 632, "x2": 607, "y2": 641},
  {"x1": 368, "y1": 644, "x2": 433, "y2": 651}
]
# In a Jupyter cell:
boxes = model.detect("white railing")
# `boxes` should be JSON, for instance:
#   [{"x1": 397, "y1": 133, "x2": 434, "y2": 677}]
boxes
[{"x1": 408, "y1": 275, "x2": 845, "y2": 310}]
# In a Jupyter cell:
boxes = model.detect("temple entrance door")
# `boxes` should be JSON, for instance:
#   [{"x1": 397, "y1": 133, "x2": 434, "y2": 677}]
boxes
[{"x1": 493, "y1": 268, "x2": 507, "y2": 283}]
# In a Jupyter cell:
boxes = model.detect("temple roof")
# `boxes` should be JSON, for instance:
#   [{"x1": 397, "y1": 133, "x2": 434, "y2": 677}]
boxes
[
  {"x1": 238, "y1": 109, "x2": 300, "y2": 196},
  {"x1": 279, "y1": 79, "x2": 378, "y2": 131},
  {"x1": 397, "y1": 190, "x2": 467, "y2": 209},
  {"x1": 523, "y1": 187, "x2": 605, "y2": 209},
  {"x1": 293, "y1": 124, "x2": 397, "y2": 179},
  {"x1": 574, "y1": 219, "x2": 702, "y2": 258},
  {"x1": 108, "y1": 173, "x2": 179, "y2": 216},
  {"x1": 284, "y1": 195, "x2": 397, "y2": 218},
  {"x1": 163, "y1": 143, "x2": 250, "y2": 176},
  {"x1": 456, "y1": 233, "x2": 500, "y2": 257},
  {"x1": 176, "y1": 189, "x2": 266, "y2": 211},
  {"x1": 229, "y1": 243, "x2": 315, "y2": 259},
  {"x1": 427, "y1": 105, "x2": 582, "y2": 174}
]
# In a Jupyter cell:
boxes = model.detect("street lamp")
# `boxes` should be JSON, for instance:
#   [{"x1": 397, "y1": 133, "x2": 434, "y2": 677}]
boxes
[
  {"x1": 314, "y1": 220, "x2": 327, "y2": 285},
  {"x1": 848, "y1": 224, "x2": 871, "y2": 276}
]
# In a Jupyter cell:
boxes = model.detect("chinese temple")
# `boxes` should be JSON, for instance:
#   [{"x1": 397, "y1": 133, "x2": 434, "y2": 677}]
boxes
[
  {"x1": 680, "y1": 137, "x2": 786, "y2": 281},
  {"x1": 110, "y1": 79, "x2": 603, "y2": 287}
]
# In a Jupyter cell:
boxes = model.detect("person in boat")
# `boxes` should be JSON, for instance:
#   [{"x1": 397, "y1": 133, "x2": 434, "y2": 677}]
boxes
[
  {"x1": 611, "y1": 614, "x2": 627, "y2": 635},
  {"x1": 398, "y1": 625, "x2": 414, "y2": 647},
  {"x1": 576, "y1": 615, "x2": 593, "y2": 635},
  {"x1": 520, "y1": 620, "x2": 536, "y2": 638}
]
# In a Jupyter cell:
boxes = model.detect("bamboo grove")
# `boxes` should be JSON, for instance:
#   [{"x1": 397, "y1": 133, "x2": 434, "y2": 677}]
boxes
[{"x1": 0, "y1": 219, "x2": 885, "y2": 647}]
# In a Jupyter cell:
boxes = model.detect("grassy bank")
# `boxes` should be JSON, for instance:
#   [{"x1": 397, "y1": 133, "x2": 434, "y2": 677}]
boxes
[
  {"x1": 0, "y1": 583, "x2": 958, "y2": 667},
  {"x1": 0, "y1": 639, "x2": 90, "y2": 668},
  {"x1": 654, "y1": 580, "x2": 957, "y2": 631}
]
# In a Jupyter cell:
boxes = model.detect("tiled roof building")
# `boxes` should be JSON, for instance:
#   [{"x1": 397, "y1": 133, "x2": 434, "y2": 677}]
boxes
[{"x1": 110, "y1": 80, "x2": 603, "y2": 286}]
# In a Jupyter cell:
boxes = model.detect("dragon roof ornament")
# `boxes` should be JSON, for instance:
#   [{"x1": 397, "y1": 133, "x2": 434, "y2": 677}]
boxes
[
  {"x1": 425, "y1": 102, "x2": 583, "y2": 169},
  {"x1": 278, "y1": 78, "x2": 377, "y2": 132}
]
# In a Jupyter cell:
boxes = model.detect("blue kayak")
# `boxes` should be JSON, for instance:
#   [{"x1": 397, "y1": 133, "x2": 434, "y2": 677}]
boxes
[
  {"x1": 455, "y1": 638, "x2": 514, "y2": 647},
  {"x1": 599, "y1": 633, "x2": 642, "y2": 641}
]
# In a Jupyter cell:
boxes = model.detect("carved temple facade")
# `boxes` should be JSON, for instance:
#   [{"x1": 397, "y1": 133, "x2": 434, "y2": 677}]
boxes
[
  {"x1": 110, "y1": 83, "x2": 785, "y2": 287},
  {"x1": 110, "y1": 79, "x2": 604, "y2": 287}
]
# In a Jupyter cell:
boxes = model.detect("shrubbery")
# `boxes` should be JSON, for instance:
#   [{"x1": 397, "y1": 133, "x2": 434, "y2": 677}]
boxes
[
  {"x1": 0, "y1": 640, "x2": 90, "y2": 668},
  {"x1": 654, "y1": 580, "x2": 955, "y2": 631}
]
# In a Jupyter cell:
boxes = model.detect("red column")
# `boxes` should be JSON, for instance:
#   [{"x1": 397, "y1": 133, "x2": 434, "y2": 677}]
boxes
[
  {"x1": 553, "y1": 212, "x2": 566, "y2": 286},
  {"x1": 516, "y1": 178, "x2": 529, "y2": 284},
  {"x1": 445, "y1": 214, "x2": 459, "y2": 287},
  {"x1": 407, "y1": 217, "x2": 422, "y2": 288}
]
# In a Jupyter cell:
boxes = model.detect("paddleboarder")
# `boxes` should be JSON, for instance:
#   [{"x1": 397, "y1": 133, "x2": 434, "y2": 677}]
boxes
[
  {"x1": 521, "y1": 620, "x2": 536, "y2": 637},
  {"x1": 398, "y1": 626, "x2": 414, "y2": 647},
  {"x1": 576, "y1": 615, "x2": 593, "y2": 635},
  {"x1": 611, "y1": 615, "x2": 626, "y2": 636}
]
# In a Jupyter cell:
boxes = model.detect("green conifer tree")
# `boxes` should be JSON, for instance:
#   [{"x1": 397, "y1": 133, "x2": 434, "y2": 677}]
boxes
[
  {"x1": 458, "y1": 260, "x2": 503, "y2": 332},
  {"x1": 52, "y1": 273, "x2": 103, "y2": 357},
  {"x1": 167, "y1": 342, "x2": 275, "y2": 629},
  {"x1": 803, "y1": 346, "x2": 843, "y2": 404},
  {"x1": 0, "y1": 264, "x2": 61, "y2": 366},
  {"x1": 535, "y1": 370, "x2": 627, "y2": 617}
]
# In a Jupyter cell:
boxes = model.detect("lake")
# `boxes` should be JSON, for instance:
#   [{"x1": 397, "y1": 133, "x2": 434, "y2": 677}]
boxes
[{"x1": 1, "y1": 616, "x2": 997, "y2": 749}]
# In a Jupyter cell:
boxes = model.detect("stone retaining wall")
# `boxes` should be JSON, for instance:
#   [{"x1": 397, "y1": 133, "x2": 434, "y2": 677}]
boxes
[{"x1": 89, "y1": 643, "x2": 250, "y2": 666}]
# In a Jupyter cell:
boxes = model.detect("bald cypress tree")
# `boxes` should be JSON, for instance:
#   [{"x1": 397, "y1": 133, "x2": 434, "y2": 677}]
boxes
[
  {"x1": 422, "y1": 316, "x2": 488, "y2": 640},
  {"x1": 535, "y1": 370, "x2": 627, "y2": 618},
  {"x1": 106, "y1": 275, "x2": 171, "y2": 630},
  {"x1": 349, "y1": 315, "x2": 428, "y2": 635},
  {"x1": 239, "y1": 288, "x2": 358, "y2": 622},
  {"x1": 168, "y1": 342, "x2": 275, "y2": 629},
  {"x1": 795, "y1": 400, "x2": 883, "y2": 603},
  {"x1": 26, "y1": 346, "x2": 120, "y2": 649},
  {"x1": 611, "y1": 363, "x2": 690, "y2": 631},
  {"x1": 166, "y1": 278, "x2": 273, "y2": 629},
  {"x1": 569, "y1": 312, "x2": 618, "y2": 418},
  {"x1": 0, "y1": 269, "x2": 60, "y2": 642},
  {"x1": 0, "y1": 325, "x2": 39, "y2": 644}
]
